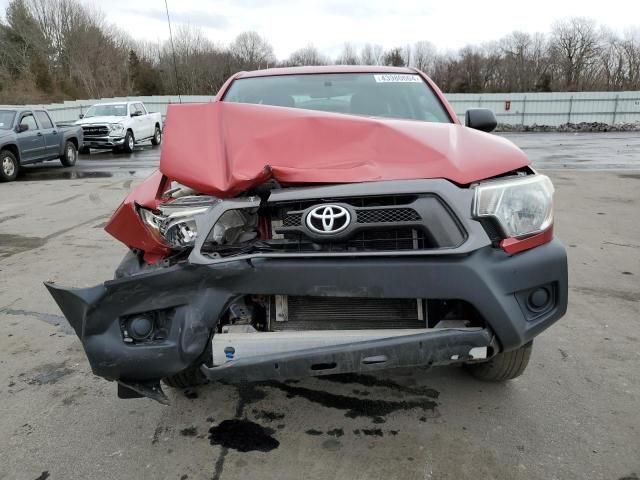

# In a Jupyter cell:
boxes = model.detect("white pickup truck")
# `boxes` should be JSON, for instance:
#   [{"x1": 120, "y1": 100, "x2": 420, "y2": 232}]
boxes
[{"x1": 75, "y1": 101, "x2": 162, "y2": 153}]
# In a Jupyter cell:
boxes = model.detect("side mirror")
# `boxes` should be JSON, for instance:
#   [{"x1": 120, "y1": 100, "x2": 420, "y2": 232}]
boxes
[
  {"x1": 465, "y1": 108, "x2": 497, "y2": 133},
  {"x1": 79, "y1": 114, "x2": 84, "y2": 119},
  {"x1": 16, "y1": 124, "x2": 29, "y2": 133},
  {"x1": 131, "y1": 111, "x2": 142, "y2": 117}
]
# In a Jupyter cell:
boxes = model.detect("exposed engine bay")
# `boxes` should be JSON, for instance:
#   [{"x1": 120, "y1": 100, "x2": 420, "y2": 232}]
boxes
[{"x1": 211, "y1": 294, "x2": 489, "y2": 367}]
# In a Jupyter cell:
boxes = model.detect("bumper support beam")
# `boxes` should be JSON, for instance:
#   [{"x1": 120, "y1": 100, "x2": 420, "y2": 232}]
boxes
[{"x1": 202, "y1": 328, "x2": 493, "y2": 383}]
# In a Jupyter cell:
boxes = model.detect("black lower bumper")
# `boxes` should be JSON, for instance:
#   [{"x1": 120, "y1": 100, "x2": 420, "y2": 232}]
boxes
[{"x1": 45, "y1": 239, "x2": 568, "y2": 384}]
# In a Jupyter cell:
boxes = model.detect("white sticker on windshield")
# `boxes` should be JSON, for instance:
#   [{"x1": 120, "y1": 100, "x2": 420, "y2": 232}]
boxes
[{"x1": 374, "y1": 74, "x2": 422, "y2": 83}]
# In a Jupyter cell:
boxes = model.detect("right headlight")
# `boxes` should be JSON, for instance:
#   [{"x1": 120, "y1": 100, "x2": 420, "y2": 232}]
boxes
[
  {"x1": 473, "y1": 174, "x2": 554, "y2": 238},
  {"x1": 138, "y1": 196, "x2": 218, "y2": 249}
]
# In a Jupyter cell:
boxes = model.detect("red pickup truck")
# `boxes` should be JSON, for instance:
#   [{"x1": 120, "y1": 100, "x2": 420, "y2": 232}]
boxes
[{"x1": 47, "y1": 66, "x2": 567, "y2": 404}]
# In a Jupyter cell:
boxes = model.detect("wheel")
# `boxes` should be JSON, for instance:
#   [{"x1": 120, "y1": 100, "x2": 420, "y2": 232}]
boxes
[
  {"x1": 465, "y1": 341, "x2": 533, "y2": 381},
  {"x1": 163, "y1": 341, "x2": 212, "y2": 389},
  {"x1": 60, "y1": 141, "x2": 77, "y2": 167},
  {"x1": 79, "y1": 146, "x2": 90, "y2": 155},
  {"x1": 0, "y1": 149, "x2": 19, "y2": 182},
  {"x1": 151, "y1": 125, "x2": 162, "y2": 146},
  {"x1": 123, "y1": 130, "x2": 135, "y2": 153}
]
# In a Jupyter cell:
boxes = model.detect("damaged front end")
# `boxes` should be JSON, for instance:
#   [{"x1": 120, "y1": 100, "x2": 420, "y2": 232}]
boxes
[{"x1": 46, "y1": 171, "x2": 567, "y2": 404}]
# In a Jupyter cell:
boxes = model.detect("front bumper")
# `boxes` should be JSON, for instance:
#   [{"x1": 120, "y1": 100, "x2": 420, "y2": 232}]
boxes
[
  {"x1": 83, "y1": 136, "x2": 125, "y2": 148},
  {"x1": 45, "y1": 239, "x2": 568, "y2": 384}
]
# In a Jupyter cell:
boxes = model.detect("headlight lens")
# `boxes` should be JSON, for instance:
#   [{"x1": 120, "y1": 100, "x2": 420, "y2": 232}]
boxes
[
  {"x1": 208, "y1": 210, "x2": 258, "y2": 245},
  {"x1": 138, "y1": 196, "x2": 218, "y2": 249},
  {"x1": 473, "y1": 174, "x2": 554, "y2": 238},
  {"x1": 108, "y1": 123, "x2": 124, "y2": 134}
]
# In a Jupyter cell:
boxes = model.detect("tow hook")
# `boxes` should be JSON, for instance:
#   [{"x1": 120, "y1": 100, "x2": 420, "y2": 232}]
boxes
[{"x1": 117, "y1": 380, "x2": 170, "y2": 405}]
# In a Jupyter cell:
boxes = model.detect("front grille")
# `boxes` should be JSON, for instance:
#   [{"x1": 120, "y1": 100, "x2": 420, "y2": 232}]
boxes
[
  {"x1": 278, "y1": 195, "x2": 418, "y2": 211},
  {"x1": 270, "y1": 296, "x2": 426, "y2": 331},
  {"x1": 202, "y1": 193, "x2": 466, "y2": 258},
  {"x1": 266, "y1": 228, "x2": 430, "y2": 253},
  {"x1": 82, "y1": 126, "x2": 109, "y2": 137},
  {"x1": 346, "y1": 228, "x2": 427, "y2": 250},
  {"x1": 270, "y1": 195, "x2": 434, "y2": 253},
  {"x1": 356, "y1": 208, "x2": 420, "y2": 224},
  {"x1": 282, "y1": 207, "x2": 421, "y2": 227},
  {"x1": 282, "y1": 213, "x2": 303, "y2": 227}
]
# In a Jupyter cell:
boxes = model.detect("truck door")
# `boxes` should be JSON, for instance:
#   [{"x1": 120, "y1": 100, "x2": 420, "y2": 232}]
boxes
[
  {"x1": 16, "y1": 112, "x2": 45, "y2": 162},
  {"x1": 131, "y1": 103, "x2": 148, "y2": 139},
  {"x1": 35, "y1": 111, "x2": 59, "y2": 158}
]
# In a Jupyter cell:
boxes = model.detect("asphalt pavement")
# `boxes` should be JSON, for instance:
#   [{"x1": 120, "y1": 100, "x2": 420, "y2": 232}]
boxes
[{"x1": 0, "y1": 133, "x2": 639, "y2": 480}]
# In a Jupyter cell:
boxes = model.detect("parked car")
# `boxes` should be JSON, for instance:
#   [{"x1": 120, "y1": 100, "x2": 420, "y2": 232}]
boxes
[
  {"x1": 47, "y1": 66, "x2": 567, "y2": 404},
  {"x1": 75, "y1": 101, "x2": 162, "y2": 153},
  {"x1": 0, "y1": 107, "x2": 83, "y2": 182}
]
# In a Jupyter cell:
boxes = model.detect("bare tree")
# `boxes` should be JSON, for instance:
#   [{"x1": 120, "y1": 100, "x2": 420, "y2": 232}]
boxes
[
  {"x1": 2, "y1": 5, "x2": 638, "y2": 103},
  {"x1": 230, "y1": 31, "x2": 275, "y2": 70},
  {"x1": 286, "y1": 44, "x2": 329, "y2": 66},
  {"x1": 620, "y1": 28, "x2": 640, "y2": 89},
  {"x1": 383, "y1": 47, "x2": 405, "y2": 66},
  {"x1": 550, "y1": 17, "x2": 601, "y2": 90},
  {"x1": 336, "y1": 42, "x2": 359, "y2": 65},
  {"x1": 359, "y1": 43, "x2": 374, "y2": 65},
  {"x1": 598, "y1": 28, "x2": 626, "y2": 89},
  {"x1": 359, "y1": 43, "x2": 384, "y2": 65},
  {"x1": 412, "y1": 40, "x2": 436, "y2": 73}
]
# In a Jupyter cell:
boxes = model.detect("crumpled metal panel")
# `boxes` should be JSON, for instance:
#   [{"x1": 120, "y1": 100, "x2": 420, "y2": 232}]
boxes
[{"x1": 159, "y1": 101, "x2": 529, "y2": 197}]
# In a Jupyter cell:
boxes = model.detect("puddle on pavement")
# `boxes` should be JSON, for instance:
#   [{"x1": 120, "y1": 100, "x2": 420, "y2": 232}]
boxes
[
  {"x1": 17, "y1": 167, "x2": 153, "y2": 181},
  {"x1": 20, "y1": 170, "x2": 115, "y2": 181}
]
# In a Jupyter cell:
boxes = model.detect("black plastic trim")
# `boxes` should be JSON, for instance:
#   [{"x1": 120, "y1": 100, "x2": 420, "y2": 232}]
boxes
[{"x1": 45, "y1": 239, "x2": 568, "y2": 384}]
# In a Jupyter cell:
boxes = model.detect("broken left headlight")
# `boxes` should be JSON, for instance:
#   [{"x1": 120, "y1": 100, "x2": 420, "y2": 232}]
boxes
[{"x1": 138, "y1": 196, "x2": 219, "y2": 249}]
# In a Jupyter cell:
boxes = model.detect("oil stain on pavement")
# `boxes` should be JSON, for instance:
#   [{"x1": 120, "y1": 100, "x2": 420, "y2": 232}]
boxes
[
  {"x1": 266, "y1": 380, "x2": 438, "y2": 420},
  {"x1": 26, "y1": 362, "x2": 74, "y2": 385},
  {"x1": 206, "y1": 375, "x2": 440, "y2": 479},
  {"x1": 208, "y1": 419, "x2": 279, "y2": 452}
]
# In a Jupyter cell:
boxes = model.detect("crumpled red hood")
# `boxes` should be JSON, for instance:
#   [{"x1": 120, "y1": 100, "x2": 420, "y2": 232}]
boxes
[{"x1": 160, "y1": 102, "x2": 529, "y2": 196}]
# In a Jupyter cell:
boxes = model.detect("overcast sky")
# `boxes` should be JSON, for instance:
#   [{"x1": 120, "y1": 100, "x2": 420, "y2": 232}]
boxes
[{"x1": 1, "y1": 0, "x2": 639, "y2": 58}]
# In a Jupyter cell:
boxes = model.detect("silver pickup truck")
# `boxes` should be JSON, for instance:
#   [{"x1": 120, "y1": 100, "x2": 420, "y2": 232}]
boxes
[{"x1": 0, "y1": 107, "x2": 84, "y2": 182}]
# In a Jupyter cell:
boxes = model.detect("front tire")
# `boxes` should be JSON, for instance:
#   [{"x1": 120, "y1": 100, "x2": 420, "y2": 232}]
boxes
[
  {"x1": 60, "y1": 141, "x2": 77, "y2": 167},
  {"x1": 123, "y1": 130, "x2": 135, "y2": 153},
  {"x1": 465, "y1": 341, "x2": 533, "y2": 381},
  {"x1": 151, "y1": 125, "x2": 162, "y2": 146},
  {"x1": 0, "y1": 149, "x2": 19, "y2": 182}
]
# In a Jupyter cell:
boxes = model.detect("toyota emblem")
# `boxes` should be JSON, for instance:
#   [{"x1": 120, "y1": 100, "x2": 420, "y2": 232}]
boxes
[{"x1": 306, "y1": 205, "x2": 351, "y2": 234}]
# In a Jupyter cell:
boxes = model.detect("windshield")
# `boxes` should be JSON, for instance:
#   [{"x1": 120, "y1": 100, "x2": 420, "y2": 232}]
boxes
[
  {"x1": 84, "y1": 104, "x2": 128, "y2": 118},
  {"x1": 0, "y1": 110, "x2": 16, "y2": 129},
  {"x1": 223, "y1": 73, "x2": 451, "y2": 123}
]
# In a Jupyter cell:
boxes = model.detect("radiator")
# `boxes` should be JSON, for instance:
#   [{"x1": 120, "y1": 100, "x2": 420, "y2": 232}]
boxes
[{"x1": 269, "y1": 295, "x2": 426, "y2": 331}]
